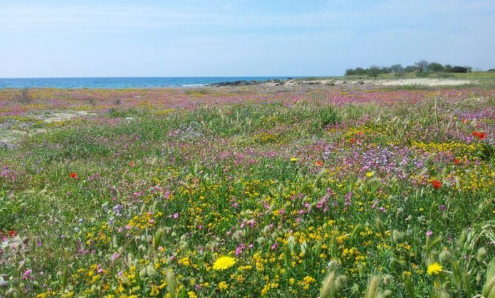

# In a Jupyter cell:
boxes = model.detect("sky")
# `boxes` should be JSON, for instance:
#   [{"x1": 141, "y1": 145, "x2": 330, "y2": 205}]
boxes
[{"x1": 1, "y1": 0, "x2": 494, "y2": 78}]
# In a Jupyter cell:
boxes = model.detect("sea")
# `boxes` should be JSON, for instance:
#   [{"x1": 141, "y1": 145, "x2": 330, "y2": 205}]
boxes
[{"x1": 0, "y1": 77, "x2": 297, "y2": 89}]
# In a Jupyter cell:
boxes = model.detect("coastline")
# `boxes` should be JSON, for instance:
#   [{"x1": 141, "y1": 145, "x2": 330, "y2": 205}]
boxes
[
  {"x1": 0, "y1": 76, "x2": 479, "y2": 89},
  {"x1": 208, "y1": 77, "x2": 477, "y2": 88}
]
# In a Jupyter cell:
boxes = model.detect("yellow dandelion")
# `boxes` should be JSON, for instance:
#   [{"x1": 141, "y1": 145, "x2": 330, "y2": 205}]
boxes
[
  {"x1": 427, "y1": 262, "x2": 443, "y2": 275},
  {"x1": 290, "y1": 157, "x2": 298, "y2": 162},
  {"x1": 366, "y1": 172, "x2": 374, "y2": 178},
  {"x1": 213, "y1": 256, "x2": 236, "y2": 271}
]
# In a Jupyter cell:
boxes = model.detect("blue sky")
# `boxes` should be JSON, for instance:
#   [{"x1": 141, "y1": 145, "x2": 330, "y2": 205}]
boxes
[{"x1": 1, "y1": 0, "x2": 494, "y2": 77}]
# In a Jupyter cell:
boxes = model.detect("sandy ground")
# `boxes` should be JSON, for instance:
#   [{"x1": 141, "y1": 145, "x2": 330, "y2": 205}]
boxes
[
  {"x1": 42, "y1": 110, "x2": 95, "y2": 123},
  {"x1": 375, "y1": 78, "x2": 474, "y2": 86},
  {"x1": 0, "y1": 111, "x2": 95, "y2": 147},
  {"x1": 276, "y1": 78, "x2": 476, "y2": 87}
]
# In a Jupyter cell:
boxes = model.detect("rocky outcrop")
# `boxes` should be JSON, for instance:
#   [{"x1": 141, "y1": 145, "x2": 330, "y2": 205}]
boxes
[
  {"x1": 208, "y1": 79, "x2": 287, "y2": 87},
  {"x1": 209, "y1": 80, "x2": 260, "y2": 87}
]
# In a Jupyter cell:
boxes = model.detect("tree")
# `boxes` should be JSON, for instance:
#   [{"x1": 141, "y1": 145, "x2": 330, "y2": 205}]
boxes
[
  {"x1": 368, "y1": 65, "x2": 381, "y2": 78},
  {"x1": 380, "y1": 66, "x2": 391, "y2": 74},
  {"x1": 404, "y1": 65, "x2": 417, "y2": 73},
  {"x1": 428, "y1": 62, "x2": 445, "y2": 72},
  {"x1": 390, "y1": 64, "x2": 405, "y2": 77},
  {"x1": 415, "y1": 60, "x2": 429, "y2": 73},
  {"x1": 450, "y1": 66, "x2": 468, "y2": 73},
  {"x1": 345, "y1": 68, "x2": 355, "y2": 76}
]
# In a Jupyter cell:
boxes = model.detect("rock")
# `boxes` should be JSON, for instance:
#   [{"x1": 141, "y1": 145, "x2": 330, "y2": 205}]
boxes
[{"x1": 209, "y1": 80, "x2": 263, "y2": 87}]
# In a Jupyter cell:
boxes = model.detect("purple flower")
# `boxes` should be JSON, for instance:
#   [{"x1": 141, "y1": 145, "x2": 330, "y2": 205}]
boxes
[{"x1": 113, "y1": 204, "x2": 122, "y2": 215}]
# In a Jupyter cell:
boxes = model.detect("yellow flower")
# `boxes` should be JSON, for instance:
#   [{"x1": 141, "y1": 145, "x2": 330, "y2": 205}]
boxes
[
  {"x1": 290, "y1": 157, "x2": 298, "y2": 162},
  {"x1": 178, "y1": 257, "x2": 191, "y2": 267},
  {"x1": 427, "y1": 262, "x2": 443, "y2": 275},
  {"x1": 366, "y1": 172, "x2": 374, "y2": 178},
  {"x1": 213, "y1": 256, "x2": 236, "y2": 271},
  {"x1": 218, "y1": 281, "x2": 229, "y2": 290}
]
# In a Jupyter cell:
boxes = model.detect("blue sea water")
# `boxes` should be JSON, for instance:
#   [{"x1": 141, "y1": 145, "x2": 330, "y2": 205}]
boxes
[{"x1": 0, "y1": 77, "x2": 296, "y2": 89}]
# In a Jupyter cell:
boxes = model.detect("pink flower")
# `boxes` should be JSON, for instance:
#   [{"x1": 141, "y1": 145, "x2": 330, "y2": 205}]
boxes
[
  {"x1": 247, "y1": 219, "x2": 256, "y2": 228},
  {"x1": 22, "y1": 269, "x2": 33, "y2": 280}
]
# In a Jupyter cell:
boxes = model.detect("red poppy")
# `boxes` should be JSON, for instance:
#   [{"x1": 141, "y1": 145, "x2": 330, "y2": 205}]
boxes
[
  {"x1": 315, "y1": 161, "x2": 324, "y2": 167},
  {"x1": 349, "y1": 138, "x2": 356, "y2": 144},
  {"x1": 472, "y1": 131, "x2": 486, "y2": 140},
  {"x1": 453, "y1": 158, "x2": 461, "y2": 164},
  {"x1": 129, "y1": 161, "x2": 135, "y2": 167},
  {"x1": 8, "y1": 230, "x2": 17, "y2": 236},
  {"x1": 70, "y1": 172, "x2": 78, "y2": 179},
  {"x1": 430, "y1": 180, "x2": 442, "y2": 189}
]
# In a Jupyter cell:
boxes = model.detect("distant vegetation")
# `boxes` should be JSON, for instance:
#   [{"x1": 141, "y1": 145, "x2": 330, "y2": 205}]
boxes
[{"x1": 345, "y1": 60, "x2": 476, "y2": 77}]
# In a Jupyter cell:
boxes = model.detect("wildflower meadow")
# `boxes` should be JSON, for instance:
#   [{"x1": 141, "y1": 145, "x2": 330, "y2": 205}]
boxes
[{"x1": 1, "y1": 82, "x2": 495, "y2": 297}]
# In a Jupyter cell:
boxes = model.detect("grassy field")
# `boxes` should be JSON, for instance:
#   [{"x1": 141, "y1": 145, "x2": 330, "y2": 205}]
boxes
[{"x1": 1, "y1": 82, "x2": 495, "y2": 297}]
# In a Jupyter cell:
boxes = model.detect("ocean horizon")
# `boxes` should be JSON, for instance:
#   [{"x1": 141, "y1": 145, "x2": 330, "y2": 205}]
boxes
[{"x1": 0, "y1": 76, "x2": 300, "y2": 89}]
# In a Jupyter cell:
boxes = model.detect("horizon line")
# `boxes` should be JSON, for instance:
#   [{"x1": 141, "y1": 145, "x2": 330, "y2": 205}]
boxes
[{"x1": 0, "y1": 75, "x2": 332, "y2": 80}]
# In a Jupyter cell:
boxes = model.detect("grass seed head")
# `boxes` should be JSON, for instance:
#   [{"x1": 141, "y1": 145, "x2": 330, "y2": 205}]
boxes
[
  {"x1": 439, "y1": 250, "x2": 452, "y2": 263},
  {"x1": 477, "y1": 247, "x2": 487, "y2": 262},
  {"x1": 319, "y1": 271, "x2": 336, "y2": 298},
  {"x1": 364, "y1": 274, "x2": 382, "y2": 298}
]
